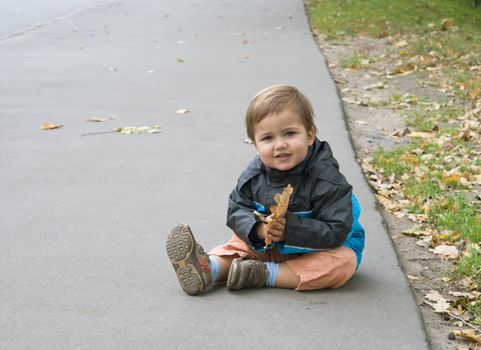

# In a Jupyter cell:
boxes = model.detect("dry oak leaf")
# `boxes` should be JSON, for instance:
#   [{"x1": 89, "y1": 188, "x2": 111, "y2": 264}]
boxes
[
  {"x1": 449, "y1": 329, "x2": 481, "y2": 344},
  {"x1": 433, "y1": 299, "x2": 451, "y2": 313},
  {"x1": 264, "y1": 184, "x2": 293, "y2": 247},
  {"x1": 40, "y1": 123, "x2": 63, "y2": 130},
  {"x1": 425, "y1": 290, "x2": 443, "y2": 302}
]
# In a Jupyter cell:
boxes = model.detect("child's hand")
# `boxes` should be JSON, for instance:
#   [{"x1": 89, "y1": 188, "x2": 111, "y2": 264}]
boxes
[
  {"x1": 255, "y1": 216, "x2": 286, "y2": 243},
  {"x1": 261, "y1": 216, "x2": 286, "y2": 242},
  {"x1": 267, "y1": 216, "x2": 286, "y2": 242}
]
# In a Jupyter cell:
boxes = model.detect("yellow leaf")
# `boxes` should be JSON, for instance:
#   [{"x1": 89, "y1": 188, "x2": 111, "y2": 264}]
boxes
[
  {"x1": 450, "y1": 329, "x2": 481, "y2": 344},
  {"x1": 40, "y1": 122, "x2": 63, "y2": 130},
  {"x1": 442, "y1": 174, "x2": 461, "y2": 186}
]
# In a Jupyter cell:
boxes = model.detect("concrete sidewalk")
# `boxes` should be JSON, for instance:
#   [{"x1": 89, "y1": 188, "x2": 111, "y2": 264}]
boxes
[{"x1": 0, "y1": 0, "x2": 429, "y2": 349}]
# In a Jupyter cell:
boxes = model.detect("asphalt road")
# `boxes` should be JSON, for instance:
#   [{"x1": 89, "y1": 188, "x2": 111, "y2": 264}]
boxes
[{"x1": 0, "y1": 1, "x2": 430, "y2": 349}]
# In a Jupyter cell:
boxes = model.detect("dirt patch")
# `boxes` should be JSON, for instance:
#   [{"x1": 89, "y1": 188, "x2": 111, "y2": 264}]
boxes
[{"x1": 314, "y1": 33, "x2": 476, "y2": 350}]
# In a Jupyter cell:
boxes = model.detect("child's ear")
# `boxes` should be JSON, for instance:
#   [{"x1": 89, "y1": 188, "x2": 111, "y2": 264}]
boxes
[{"x1": 308, "y1": 127, "x2": 315, "y2": 145}]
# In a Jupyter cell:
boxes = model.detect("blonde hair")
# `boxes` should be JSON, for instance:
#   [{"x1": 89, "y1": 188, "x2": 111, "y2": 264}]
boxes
[{"x1": 245, "y1": 85, "x2": 317, "y2": 142}]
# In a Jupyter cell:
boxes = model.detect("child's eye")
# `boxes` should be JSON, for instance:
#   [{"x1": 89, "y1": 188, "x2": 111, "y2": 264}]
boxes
[
  {"x1": 285, "y1": 131, "x2": 296, "y2": 136},
  {"x1": 261, "y1": 135, "x2": 272, "y2": 141}
]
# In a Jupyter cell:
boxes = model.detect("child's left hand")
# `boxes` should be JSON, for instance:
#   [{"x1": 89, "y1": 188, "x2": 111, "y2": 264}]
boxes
[{"x1": 267, "y1": 216, "x2": 286, "y2": 242}]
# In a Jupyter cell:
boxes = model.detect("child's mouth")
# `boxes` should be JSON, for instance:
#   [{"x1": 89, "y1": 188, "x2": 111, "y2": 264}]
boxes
[{"x1": 275, "y1": 153, "x2": 290, "y2": 160}]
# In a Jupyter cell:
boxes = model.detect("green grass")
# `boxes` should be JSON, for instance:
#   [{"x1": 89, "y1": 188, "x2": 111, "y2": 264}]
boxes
[
  {"x1": 405, "y1": 175, "x2": 443, "y2": 199},
  {"x1": 372, "y1": 147, "x2": 412, "y2": 178},
  {"x1": 406, "y1": 110, "x2": 437, "y2": 131},
  {"x1": 456, "y1": 246, "x2": 481, "y2": 322},
  {"x1": 306, "y1": 0, "x2": 481, "y2": 39},
  {"x1": 429, "y1": 195, "x2": 481, "y2": 243},
  {"x1": 339, "y1": 54, "x2": 371, "y2": 69}
]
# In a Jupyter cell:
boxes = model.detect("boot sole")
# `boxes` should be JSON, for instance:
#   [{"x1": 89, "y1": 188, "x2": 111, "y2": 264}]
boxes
[{"x1": 166, "y1": 224, "x2": 205, "y2": 295}]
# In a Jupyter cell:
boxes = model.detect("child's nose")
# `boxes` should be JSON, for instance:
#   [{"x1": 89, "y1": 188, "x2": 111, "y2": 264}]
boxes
[{"x1": 275, "y1": 139, "x2": 288, "y2": 149}]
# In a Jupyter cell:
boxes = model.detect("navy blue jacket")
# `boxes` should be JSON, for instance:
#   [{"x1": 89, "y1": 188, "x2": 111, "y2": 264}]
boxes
[{"x1": 226, "y1": 138, "x2": 365, "y2": 266}]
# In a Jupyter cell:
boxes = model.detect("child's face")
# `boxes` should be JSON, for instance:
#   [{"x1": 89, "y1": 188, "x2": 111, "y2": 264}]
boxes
[{"x1": 253, "y1": 109, "x2": 315, "y2": 171}]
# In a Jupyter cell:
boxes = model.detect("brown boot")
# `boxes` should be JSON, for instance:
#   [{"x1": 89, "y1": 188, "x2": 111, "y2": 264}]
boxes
[
  {"x1": 166, "y1": 224, "x2": 211, "y2": 295},
  {"x1": 226, "y1": 258, "x2": 267, "y2": 290}
]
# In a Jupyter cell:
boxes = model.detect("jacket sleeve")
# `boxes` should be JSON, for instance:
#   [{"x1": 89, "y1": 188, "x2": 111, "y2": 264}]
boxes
[
  {"x1": 284, "y1": 179, "x2": 353, "y2": 250},
  {"x1": 226, "y1": 182, "x2": 259, "y2": 247}
]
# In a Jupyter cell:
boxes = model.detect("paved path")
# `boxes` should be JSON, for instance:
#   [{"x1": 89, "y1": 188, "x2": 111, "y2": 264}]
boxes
[{"x1": 0, "y1": 1, "x2": 430, "y2": 349}]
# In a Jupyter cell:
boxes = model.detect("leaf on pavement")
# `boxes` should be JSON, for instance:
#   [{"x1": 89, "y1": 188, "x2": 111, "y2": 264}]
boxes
[
  {"x1": 41, "y1": 123, "x2": 63, "y2": 130},
  {"x1": 87, "y1": 117, "x2": 105, "y2": 122},
  {"x1": 118, "y1": 126, "x2": 161, "y2": 134},
  {"x1": 176, "y1": 108, "x2": 189, "y2": 114},
  {"x1": 82, "y1": 125, "x2": 161, "y2": 136}
]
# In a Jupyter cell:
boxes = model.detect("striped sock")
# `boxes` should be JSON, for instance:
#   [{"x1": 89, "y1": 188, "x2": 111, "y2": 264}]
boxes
[
  {"x1": 264, "y1": 261, "x2": 279, "y2": 287},
  {"x1": 209, "y1": 256, "x2": 220, "y2": 283}
]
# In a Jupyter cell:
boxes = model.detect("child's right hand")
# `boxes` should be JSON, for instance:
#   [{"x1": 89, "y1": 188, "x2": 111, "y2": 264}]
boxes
[
  {"x1": 267, "y1": 216, "x2": 286, "y2": 242},
  {"x1": 255, "y1": 215, "x2": 286, "y2": 243}
]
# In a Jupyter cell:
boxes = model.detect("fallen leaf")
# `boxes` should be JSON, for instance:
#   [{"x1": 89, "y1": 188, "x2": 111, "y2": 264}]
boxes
[
  {"x1": 244, "y1": 138, "x2": 253, "y2": 144},
  {"x1": 450, "y1": 329, "x2": 481, "y2": 344},
  {"x1": 425, "y1": 290, "x2": 443, "y2": 302},
  {"x1": 407, "y1": 274, "x2": 419, "y2": 281},
  {"x1": 264, "y1": 184, "x2": 293, "y2": 247},
  {"x1": 432, "y1": 244, "x2": 459, "y2": 259},
  {"x1": 433, "y1": 298, "x2": 451, "y2": 313},
  {"x1": 449, "y1": 291, "x2": 470, "y2": 298},
  {"x1": 107, "y1": 67, "x2": 117, "y2": 72},
  {"x1": 81, "y1": 125, "x2": 161, "y2": 136},
  {"x1": 40, "y1": 123, "x2": 63, "y2": 130},
  {"x1": 118, "y1": 125, "x2": 162, "y2": 134},
  {"x1": 441, "y1": 18, "x2": 456, "y2": 31},
  {"x1": 176, "y1": 108, "x2": 189, "y2": 114},
  {"x1": 402, "y1": 225, "x2": 424, "y2": 237},
  {"x1": 363, "y1": 82, "x2": 388, "y2": 90},
  {"x1": 393, "y1": 62, "x2": 417, "y2": 75},
  {"x1": 87, "y1": 117, "x2": 105, "y2": 123},
  {"x1": 176, "y1": 57, "x2": 185, "y2": 63},
  {"x1": 406, "y1": 131, "x2": 435, "y2": 139}
]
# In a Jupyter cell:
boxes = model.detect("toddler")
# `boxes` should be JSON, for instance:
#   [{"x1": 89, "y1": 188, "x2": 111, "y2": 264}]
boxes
[{"x1": 166, "y1": 85, "x2": 365, "y2": 295}]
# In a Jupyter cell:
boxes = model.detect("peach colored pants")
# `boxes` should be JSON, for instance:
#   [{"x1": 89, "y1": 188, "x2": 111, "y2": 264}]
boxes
[{"x1": 209, "y1": 234, "x2": 357, "y2": 291}]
